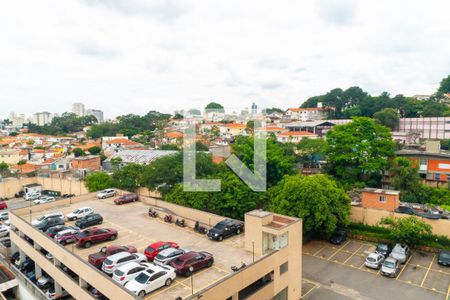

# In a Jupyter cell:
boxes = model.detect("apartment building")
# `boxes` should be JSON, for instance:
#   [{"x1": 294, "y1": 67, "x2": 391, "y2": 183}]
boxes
[
  {"x1": 72, "y1": 103, "x2": 86, "y2": 117},
  {"x1": 85, "y1": 109, "x2": 104, "y2": 124},
  {"x1": 31, "y1": 112, "x2": 53, "y2": 126},
  {"x1": 9, "y1": 192, "x2": 302, "y2": 300},
  {"x1": 285, "y1": 106, "x2": 327, "y2": 122}
]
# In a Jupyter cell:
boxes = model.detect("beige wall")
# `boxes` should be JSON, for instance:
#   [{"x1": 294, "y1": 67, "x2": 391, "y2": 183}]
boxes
[
  {"x1": 0, "y1": 177, "x2": 88, "y2": 198},
  {"x1": 351, "y1": 206, "x2": 450, "y2": 237}
]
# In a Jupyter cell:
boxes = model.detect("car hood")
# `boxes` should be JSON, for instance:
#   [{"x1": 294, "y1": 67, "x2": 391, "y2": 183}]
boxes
[
  {"x1": 391, "y1": 252, "x2": 404, "y2": 259},
  {"x1": 67, "y1": 212, "x2": 77, "y2": 218},
  {"x1": 208, "y1": 228, "x2": 221, "y2": 235},
  {"x1": 381, "y1": 265, "x2": 394, "y2": 273},
  {"x1": 124, "y1": 280, "x2": 143, "y2": 293},
  {"x1": 31, "y1": 220, "x2": 41, "y2": 226},
  {"x1": 37, "y1": 277, "x2": 50, "y2": 285}
]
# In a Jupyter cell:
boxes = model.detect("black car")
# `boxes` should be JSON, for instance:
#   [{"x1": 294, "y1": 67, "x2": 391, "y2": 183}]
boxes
[
  {"x1": 19, "y1": 259, "x2": 35, "y2": 273},
  {"x1": 438, "y1": 250, "x2": 450, "y2": 267},
  {"x1": 207, "y1": 219, "x2": 244, "y2": 241},
  {"x1": 375, "y1": 242, "x2": 393, "y2": 257},
  {"x1": 35, "y1": 217, "x2": 64, "y2": 232},
  {"x1": 330, "y1": 230, "x2": 347, "y2": 245},
  {"x1": 75, "y1": 213, "x2": 103, "y2": 229},
  {"x1": 395, "y1": 206, "x2": 417, "y2": 215}
]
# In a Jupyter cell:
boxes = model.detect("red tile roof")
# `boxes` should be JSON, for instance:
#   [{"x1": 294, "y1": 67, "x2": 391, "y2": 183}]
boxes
[{"x1": 278, "y1": 131, "x2": 317, "y2": 137}]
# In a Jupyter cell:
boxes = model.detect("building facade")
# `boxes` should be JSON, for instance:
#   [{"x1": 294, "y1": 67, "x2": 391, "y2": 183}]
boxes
[
  {"x1": 31, "y1": 112, "x2": 53, "y2": 126},
  {"x1": 85, "y1": 109, "x2": 104, "y2": 124},
  {"x1": 72, "y1": 103, "x2": 86, "y2": 117}
]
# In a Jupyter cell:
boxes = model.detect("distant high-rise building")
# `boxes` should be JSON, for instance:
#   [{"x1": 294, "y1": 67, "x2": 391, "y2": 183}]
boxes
[
  {"x1": 9, "y1": 112, "x2": 25, "y2": 127},
  {"x1": 72, "y1": 102, "x2": 86, "y2": 116},
  {"x1": 31, "y1": 112, "x2": 53, "y2": 126},
  {"x1": 86, "y1": 109, "x2": 104, "y2": 123},
  {"x1": 251, "y1": 102, "x2": 257, "y2": 115}
]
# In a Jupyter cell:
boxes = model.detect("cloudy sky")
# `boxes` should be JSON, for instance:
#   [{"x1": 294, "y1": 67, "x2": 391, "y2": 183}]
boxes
[{"x1": 1, "y1": 0, "x2": 450, "y2": 119}]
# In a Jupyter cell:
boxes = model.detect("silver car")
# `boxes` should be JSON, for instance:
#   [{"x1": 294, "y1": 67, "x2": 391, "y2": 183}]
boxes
[
  {"x1": 390, "y1": 244, "x2": 410, "y2": 264},
  {"x1": 365, "y1": 252, "x2": 385, "y2": 270},
  {"x1": 154, "y1": 248, "x2": 186, "y2": 266},
  {"x1": 380, "y1": 257, "x2": 400, "y2": 278}
]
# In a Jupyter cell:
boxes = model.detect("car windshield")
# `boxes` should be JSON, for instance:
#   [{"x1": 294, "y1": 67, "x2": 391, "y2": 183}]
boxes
[
  {"x1": 377, "y1": 244, "x2": 388, "y2": 250},
  {"x1": 135, "y1": 272, "x2": 150, "y2": 284},
  {"x1": 37, "y1": 216, "x2": 45, "y2": 221},
  {"x1": 103, "y1": 259, "x2": 113, "y2": 265},
  {"x1": 173, "y1": 258, "x2": 184, "y2": 265},
  {"x1": 146, "y1": 247, "x2": 154, "y2": 253},
  {"x1": 73, "y1": 209, "x2": 82, "y2": 214},
  {"x1": 156, "y1": 253, "x2": 165, "y2": 260},
  {"x1": 441, "y1": 252, "x2": 450, "y2": 259},
  {"x1": 383, "y1": 261, "x2": 395, "y2": 268},
  {"x1": 367, "y1": 257, "x2": 376, "y2": 263},
  {"x1": 115, "y1": 269, "x2": 124, "y2": 276},
  {"x1": 214, "y1": 223, "x2": 226, "y2": 230}
]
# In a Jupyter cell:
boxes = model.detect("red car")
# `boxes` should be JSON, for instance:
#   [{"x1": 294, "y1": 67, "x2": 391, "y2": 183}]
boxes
[
  {"x1": 114, "y1": 193, "x2": 138, "y2": 205},
  {"x1": 88, "y1": 245, "x2": 137, "y2": 269},
  {"x1": 144, "y1": 241, "x2": 179, "y2": 261},
  {"x1": 0, "y1": 201, "x2": 7, "y2": 210},
  {"x1": 75, "y1": 227, "x2": 118, "y2": 248},
  {"x1": 169, "y1": 251, "x2": 214, "y2": 276}
]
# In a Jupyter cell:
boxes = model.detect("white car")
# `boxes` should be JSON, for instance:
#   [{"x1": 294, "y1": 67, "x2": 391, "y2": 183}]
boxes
[
  {"x1": 365, "y1": 252, "x2": 385, "y2": 269},
  {"x1": 102, "y1": 252, "x2": 147, "y2": 275},
  {"x1": 124, "y1": 264, "x2": 176, "y2": 298},
  {"x1": 97, "y1": 189, "x2": 117, "y2": 199},
  {"x1": 25, "y1": 192, "x2": 41, "y2": 201},
  {"x1": 31, "y1": 212, "x2": 64, "y2": 226},
  {"x1": 67, "y1": 207, "x2": 94, "y2": 221},
  {"x1": 0, "y1": 211, "x2": 8, "y2": 221},
  {"x1": 33, "y1": 196, "x2": 55, "y2": 205},
  {"x1": 113, "y1": 262, "x2": 154, "y2": 285},
  {"x1": 0, "y1": 225, "x2": 9, "y2": 238},
  {"x1": 154, "y1": 248, "x2": 186, "y2": 266}
]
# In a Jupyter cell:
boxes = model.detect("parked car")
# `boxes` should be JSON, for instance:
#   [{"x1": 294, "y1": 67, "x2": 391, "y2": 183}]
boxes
[
  {"x1": 380, "y1": 257, "x2": 400, "y2": 278},
  {"x1": 19, "y1": 258, "x2": 35, "y2": 273},
  {"x1": 34, "y1": 216, "x2": 64, "y2": 232},
  {"x1": 112, "y1": 262, "x2": 154, "y2": 285},
  {"x1": 75, "y1": 213, "x2": 103, "y2": 229},
  {"x1": 207, "y1": 219, "x2": 244, "y2": 241},
  {"x1": 438, "y1": 250, "x2": 450, "y2": 267},
  {"x1": 102, "y1": 252, "x2": 147, "y2": 275},
  {"x1": 26, "y1": 270, "x2": 37, "y2": 283},
  {"x1": 154, "y1": 248, "x2": 186, "y2": 266},
  {"x1": 88, "y1": 245, "x2": 138, "y2": 269},
  {"x1": 169, "y1": 251, "x2": 214, "y2": 276},
  {"x1": 37, "y1": 275, "x2": 54, "y2": 290},
  {"x1": 0, "y1": 237, "x2": 11, "y2": 248},
  {"x1": 114, "y1": 193, "x2": 138, "y2": 205},
  {"x1": 329, "y1": 230, "x2": 347, "y2": 245},
  {"x1": 32, "y1": 212, "x2": 64, "y2": 227},
  {"x1": 75, "y1": 227, "x2": 118, "y2": 248},
  {"x1": 124, "y1": 264, "x2": 176, "y2": 298},
  {"x1": 390, "y1": 243, "x2": 410, "y2": 264},
  {"x1": 0, "y1": 201, "x2": 7, "y2": 210},
  {"x1": 365, "y1": 252, "x2": 385, "y2": 269},
  {"x1": 45, "y1": 225, "x2": 79, "y2": 238},
  {"x1": 55, "y1": 228, "x2": 80, "y2": 245},
  {"x1": 25, "y1": 192, "x2": 41, "y2": 201},
  {"x1": 0, "y1": 225, "x2": 9, "y2": 238},
  {"x1": 395, "y1": 206, "x2": 417, "y2": 215},
  {"x1": 0, "y1": 211, "x2": 8, "y2": 221},
  {"x1": 67, "y1": 207, "x2": 94, "y2": 221},
  {"x1": 33, "y1": 196, "x2": 55, "y2": 205},
  {"x1": 46, "y1": 287, "x2": 69, "y2": 299},
  {"x1": 375, "y1": 242, "x2": 393, "y2": 257},
  {"x1": 97, "y1": 189, "x2": 117, "y2": 199},
  {"x1": 144, "y1": 241, "x2": 179, "y2": 261}
]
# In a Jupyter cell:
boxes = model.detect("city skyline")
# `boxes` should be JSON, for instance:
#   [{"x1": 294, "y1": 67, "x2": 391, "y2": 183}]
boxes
[{"x1": 1, "y1": 0, "x2": 450, "y2": 119}]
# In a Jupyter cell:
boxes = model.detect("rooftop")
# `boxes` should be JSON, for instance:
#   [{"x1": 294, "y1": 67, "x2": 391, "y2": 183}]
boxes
[{"x1": 363, "y1": 187, "x2": 400, "y2": 195}]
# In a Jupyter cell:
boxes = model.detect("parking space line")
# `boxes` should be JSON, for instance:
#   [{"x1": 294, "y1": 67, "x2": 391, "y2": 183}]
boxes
[
  {"x1": 301, "y1": 284, "x2": 318, "y2": 299},
  {"x1": 343, "y1": 244, "x2": 364, "y2": 264},
  {"x1": 421, "y1": 254, "x2": 436, "y2": 287},
  {"x1": 328, "y1": 241, "x2": 350, "y2": 261},
  {"x1": 312, "y1": 245, "x2": 326, "y2": 256},
  {"x1": 446, "y1": 282, "x2": 450, "y2": 300},
  {"x1": 396, "y1": 254, "x2": 413, "y2": 281}
]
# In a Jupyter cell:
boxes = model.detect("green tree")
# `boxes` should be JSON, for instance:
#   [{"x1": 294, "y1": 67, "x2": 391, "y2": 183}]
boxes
[
  {"x1": 390, "y1": 157, "x2": 420, "y2": 191},
  {"x1": 374, "y1": 108, "x2": 399, "y2": 130},
  {"x1": 0, "y1": 162, "x2": 8, "y2": 171},
  {"x1": 9, "y1": 132, "x2": 18, "y2": 136},
  {"x1": 84, "y1": 172, "x2": 114, "y2": 192},
  {"x1": 195, "y1": 141, "x2": 209, "y2": 151},
  {"x1": 325, "y1": 117, "x2": 395, "y2": 187},
  {"x1": 17, "y1": 160, "x2": 27, "y2": 165},
  {"x1": 262, "y1": 107, "x2": 284, "y2": 115},
  {"x1": 160, "y1": 144, "x2": 180, "y2": 151},
  {"x1": 380, "y1": 216, "x2": 432, "y2": 246},
  {"x1": 88, "y1": 146, "x2": 101, "y2": 155},
  {"x1": 205, "y1": 102, "x2": 225, "y2": 113},
  {"x1": 112, "y1": 164, "x2": 144, "y2": 192},
  {"x1": 296, "y1": 138, "x2": 326, "y2": 168},
  {"x1": 72, "y1": 148, "x2": 85, "y2": 157},
  {"x1": 269, "y1": 174, "x2": 351, "y2": 236},
  {"x1": 438, "y1": 75, "x2": 450, "y2": 94}
]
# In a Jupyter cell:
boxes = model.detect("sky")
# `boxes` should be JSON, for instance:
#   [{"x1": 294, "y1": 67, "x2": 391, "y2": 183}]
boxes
[{"x1": 1, "y1": 0, "x2": 450, "y2": 120}]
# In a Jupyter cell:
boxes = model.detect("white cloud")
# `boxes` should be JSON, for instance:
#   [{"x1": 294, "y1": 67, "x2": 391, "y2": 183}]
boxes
[{"x1": 0, "y1": 0, "x2": 450, "y2": 119}]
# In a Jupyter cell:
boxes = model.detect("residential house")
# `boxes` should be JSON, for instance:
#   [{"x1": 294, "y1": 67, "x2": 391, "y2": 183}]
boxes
[
  {"x1": 276, "y1": 131, "x2": 318, "y2": 143},
  {"x1": 285, "y1": 106, "x2": 328, "y2": 121},
  {"x1": 284, "y1": 120, "x2": 337, "y2": 137},
  {"x1": 164, "y1": 131, "x2": 183, "y2": 144},
  {"x1": 219, "y1": 123, "x2": 247, "y2": 138},
  {"x1": 0, "y1": 149, "x2": 21, "y2": 164},
  {"x1": 71, "y1": 155, "x2": 101, "y2": 171},
  {"x1": 103, "y1": 150, "x2": 177, "y2": 170},
  {"x1": 361, "y1": 188, "x2": 400, "y2": 212}
]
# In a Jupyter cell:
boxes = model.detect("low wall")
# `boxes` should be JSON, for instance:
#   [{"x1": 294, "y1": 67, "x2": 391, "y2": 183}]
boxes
[
  {"x1": 351, "y1": 206, "x2": 450, "y2": 237},
  {"x1": 0, "y1": 177, "x2": 88, "y2": 198}
]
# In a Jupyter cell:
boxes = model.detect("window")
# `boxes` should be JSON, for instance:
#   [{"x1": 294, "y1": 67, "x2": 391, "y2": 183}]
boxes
[
  {"x1": 436, "y1": 173, "x2": 441, "y2": 180},
  {"x1": 280, "y1": 262, "x2": 288, "y2": 275},
  {"x1": 379, "y1": 195, "x2": 387, "y2": 203}
]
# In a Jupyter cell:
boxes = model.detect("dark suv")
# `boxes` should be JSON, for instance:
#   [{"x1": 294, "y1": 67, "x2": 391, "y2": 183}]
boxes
[
  {"x1": 207, "y1": 219, "x2": 244, "y2": 241},
  {"x1": 114, "y1": 193, "x2": 138, "y2": 205},
  {"x1": 75, "y1": 213, "x2": 103, "y2": 229},
  {"x1": 35, "y1": 216, "x2": 64, "y2": 232}
]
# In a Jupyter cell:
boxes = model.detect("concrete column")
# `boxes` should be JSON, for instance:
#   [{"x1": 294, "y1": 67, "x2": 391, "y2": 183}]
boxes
[
  {"x1": 33, "y1": 243, "x2": 41, "y2": 251},
  {"x1": 54, "y1": 258, "x2": 61, "y2": 268},
  {"x1": 232, "y1": 293, "x2": 238, "y2": 300},
  {"x1": 79, "y1": 277, "x2": 88, "y2": 289},
  {"x1": 35, "y1": 264, "x2": 42, "y2": 278},
  {"x1": 10, "y1": 241, "x2": 18, "y2": 254},
  {"x1": 54, "y1": 281, "x2": 62, "y2": 297},
  {"x1": 18, "y1": 250, "x2": 26, "y2": 265}
]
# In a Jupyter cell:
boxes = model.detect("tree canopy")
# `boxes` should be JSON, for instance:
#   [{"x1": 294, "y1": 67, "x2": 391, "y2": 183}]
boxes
[
  {"x1": 374, "y1": 108, "x2": 399, "y2": 130},
  {"x1": 205, "y1": 102, "x2": 225, "y2": 113},
  {"x1": 27, "y1": 113, "x2": 97, "y2": 135},
  {"x1": 88, "y1": 146, "x2": 101, "y2": 155},
  {"x1": 380, "y1": 216, "x2": 432, "y2": 246},
  {"x1": 438, "y1": 75, "x2": 450, "y2": 94},
  {"x1": 325, "y1": 117, "x2": 395, "y2": 187},
  {"x1": 84, "y1": 172, "x2": 114, "y2": 192},
  {"x1": 269, "y1": 174, "x2": 351, "y2": 236}
]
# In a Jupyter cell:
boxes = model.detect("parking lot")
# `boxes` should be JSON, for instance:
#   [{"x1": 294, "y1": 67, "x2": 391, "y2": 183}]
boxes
[
  {"x1": 21, "y1": 196, "x2": 253, "y2": 300},
  {"x1": 303, "y1": 239, "x2": 450, "y2": 299}
]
